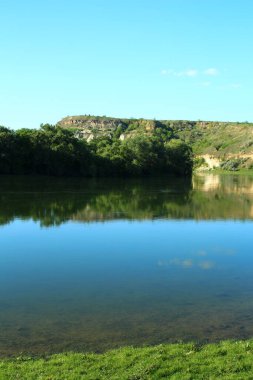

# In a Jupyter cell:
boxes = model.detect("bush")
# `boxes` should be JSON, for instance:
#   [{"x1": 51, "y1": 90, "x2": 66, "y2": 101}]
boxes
[{"x1": 220, "y1": 158, "x2": 244, "y2": 171}]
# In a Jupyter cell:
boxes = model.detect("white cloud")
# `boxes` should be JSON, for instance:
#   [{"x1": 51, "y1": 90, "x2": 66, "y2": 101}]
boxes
[
  {"x1": 204, "y1": 68, "x2": 219, "y2": 76},
  {"x1": 217, "y1": 83, "x2": 241, "y2": 90},
  {"x1": 161, "y1": 68, "x2": 198, "y2": 77},
  {"x1": 230, "y1": 83, "x2": 241, "y2": 89},
  {"x1": 200, "y1": 81, "x2": 211, "y2": 87},
  {"x1": 185, "y1": 69, "x2": 198, "y2": 77},
  {"x1": 162, "y1": 67, "x2": 221, "y2": 78},
  {"x1": 175, "y1": 69, "x2": 198, "y2": 77}
]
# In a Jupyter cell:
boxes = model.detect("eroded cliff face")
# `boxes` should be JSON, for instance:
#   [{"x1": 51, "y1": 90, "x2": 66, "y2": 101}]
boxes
[
  {"x1": 58, "y1": 116, "x2": 160, "y2": 141},
  {"x1": 58, "y1": 116, "x2": 126, "y2": 141}
]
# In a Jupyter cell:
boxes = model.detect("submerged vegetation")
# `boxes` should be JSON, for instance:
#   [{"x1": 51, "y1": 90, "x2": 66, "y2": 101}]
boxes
[
  {"x1": 1, "y1": 340, "x2": 253, "y2": 379},
  {"x1": 0, "y1": 124, "x2": 192, "y2": 177}
]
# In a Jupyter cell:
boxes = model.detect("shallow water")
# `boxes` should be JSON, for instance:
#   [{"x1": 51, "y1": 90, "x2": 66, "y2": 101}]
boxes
[{"x1": 0, "y1": 174, "x2": 253, "y2": 355}]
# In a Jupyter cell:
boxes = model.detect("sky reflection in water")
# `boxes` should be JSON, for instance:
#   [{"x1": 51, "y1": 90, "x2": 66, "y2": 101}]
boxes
[{"x1": 0, "y1": 174, "x2": 253, "y2": 354}]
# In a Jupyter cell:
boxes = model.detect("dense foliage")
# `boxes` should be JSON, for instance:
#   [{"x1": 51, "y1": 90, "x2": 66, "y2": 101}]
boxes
[{"x1": 0, "y1": 124, "x2": 193, "y2": 177}]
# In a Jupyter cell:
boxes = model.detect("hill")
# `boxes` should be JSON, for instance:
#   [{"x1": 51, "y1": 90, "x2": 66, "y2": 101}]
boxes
[{"x1": 58, "y1": 116, "x2": 253, "y2": 170}]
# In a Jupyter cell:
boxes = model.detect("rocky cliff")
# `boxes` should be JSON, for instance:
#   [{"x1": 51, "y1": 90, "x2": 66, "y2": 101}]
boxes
[{"x1": 58, "y1": 115, "x2": 163, "y2": 142}]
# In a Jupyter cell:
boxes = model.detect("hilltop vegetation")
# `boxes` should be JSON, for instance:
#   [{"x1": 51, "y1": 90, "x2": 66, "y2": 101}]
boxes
[
  {"x1": 58, "y1": 116, "x2": 253, "y2": 154},
  {"x1": 59, "y1": 116, "x2": 253, "y2": 170},
  {"x1": 173, "y1": 121, "x2": 253, "y2": 156},
  {"x1": 0, "y1": 124, "x2": 192, "y2": 177}
]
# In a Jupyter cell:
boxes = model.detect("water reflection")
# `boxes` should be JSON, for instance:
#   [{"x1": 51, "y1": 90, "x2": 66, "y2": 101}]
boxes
[
  {"x1": 0, "y1": 174, "x2": 253, "y2": 355},
  {"x1": 1, "y1": 174, "x2": 253, "y2": 226},
  {"x1": 158, "y1": 258, "x2": 215, "y2": 270},
  {"x1": 193, "y1": 173, "x2": 253, "y2": 193}
]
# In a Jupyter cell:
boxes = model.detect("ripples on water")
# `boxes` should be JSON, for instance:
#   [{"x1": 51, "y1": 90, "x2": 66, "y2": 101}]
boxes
[{"x1": 0, "y1": 173, "x2": 253, "y2": 354}]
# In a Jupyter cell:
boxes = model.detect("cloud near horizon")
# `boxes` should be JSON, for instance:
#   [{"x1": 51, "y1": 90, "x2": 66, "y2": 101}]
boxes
[
  {"x1": 200, "y1": 81, "x2": 211, "y2": 87},
  {"x1": 175, "y1": 69, "x2": 198, "y2": 77},
  {"x1": 161, "y1": 68, "x2": 198, "y2": 77},
  {"x1": 203, "y1": 68, "x2": 219, "y2": 76},
  {"x1": 161, "y1": 67, "x2": 219, "y2": 78},
  {"x1": 218, "y1": 83, "x2": 242, "y2": 90}
]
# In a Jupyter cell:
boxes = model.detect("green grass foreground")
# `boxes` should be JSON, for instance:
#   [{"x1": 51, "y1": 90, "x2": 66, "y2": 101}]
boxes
[{"x1": 1, "y1": 341, "x2": 253, "y2": 379}]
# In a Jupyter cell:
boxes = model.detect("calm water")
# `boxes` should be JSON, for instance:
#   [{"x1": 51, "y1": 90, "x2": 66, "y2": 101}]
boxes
[{"x1": 0, "y1": 174, "x2": 253, "y2": 355}]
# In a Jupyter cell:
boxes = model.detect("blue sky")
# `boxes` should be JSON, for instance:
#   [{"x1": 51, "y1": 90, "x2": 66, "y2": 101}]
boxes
[{"x1": 0, "y1": 0, "x2": 252, "y2": 129}]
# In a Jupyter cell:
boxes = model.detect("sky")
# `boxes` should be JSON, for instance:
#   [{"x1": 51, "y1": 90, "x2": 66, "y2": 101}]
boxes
[{"x1": 0, "y1": 0, "x2": 253, "y2": 129}]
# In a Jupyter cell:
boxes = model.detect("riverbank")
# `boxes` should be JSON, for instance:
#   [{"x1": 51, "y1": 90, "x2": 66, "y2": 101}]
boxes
[
  {"x1": 1, "y1": 340, "x2": 253, "y2": 379},
  {"x1": 212, "y1": 169, "x2": 253, "y2": 176},
  {"x1": 195, "y1": 168, "x2": 253, "y2": 176}
]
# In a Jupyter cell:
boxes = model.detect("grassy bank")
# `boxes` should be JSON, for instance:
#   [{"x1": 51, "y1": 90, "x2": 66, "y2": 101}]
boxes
[
  {"x1": 213, "y1": 169, "x2": 253, "y2": 175},
  {"x1": 195, "y1": 168, "x2": 253, "y2": 175},
  {"x1": 1, "y1": 340, "x2": 253, "y2": 379}
]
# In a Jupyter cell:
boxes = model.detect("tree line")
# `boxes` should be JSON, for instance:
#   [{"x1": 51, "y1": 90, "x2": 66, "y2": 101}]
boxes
[{"x1": 0, "y1": 124, "x2": 193, "y2": 177}]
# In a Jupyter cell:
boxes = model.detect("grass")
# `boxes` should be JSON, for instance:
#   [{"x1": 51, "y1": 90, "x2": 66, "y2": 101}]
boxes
[{"x1": 1, "y1": 340, "x2": 253, "y2": 379}]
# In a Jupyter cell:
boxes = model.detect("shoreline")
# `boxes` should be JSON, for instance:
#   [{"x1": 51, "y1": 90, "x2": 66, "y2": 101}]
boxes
[{"x1": 194, "y1": 168, "x2": 253, "y2": 175}]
